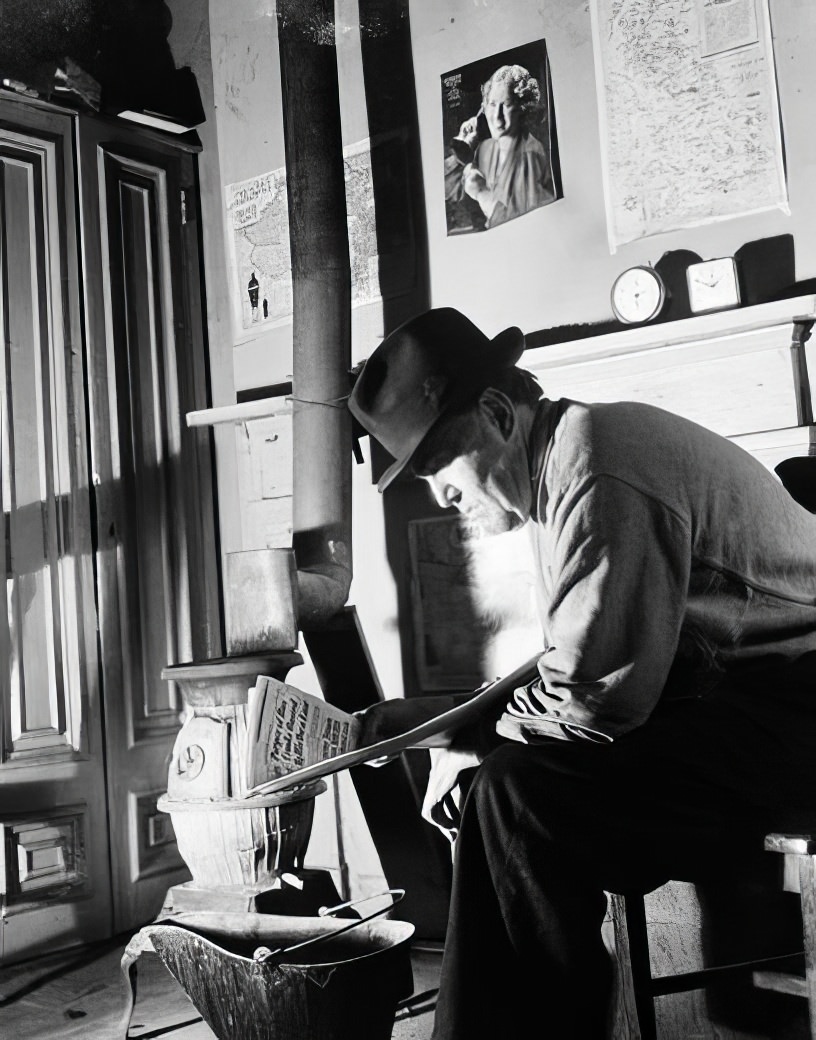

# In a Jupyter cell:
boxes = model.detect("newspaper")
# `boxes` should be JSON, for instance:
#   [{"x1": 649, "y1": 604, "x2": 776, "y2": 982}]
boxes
[
  {"x1": 245, "y1": 655, "x2": 542, "y2": 797},
  {"x1": 246, "y1": 677, "x2": 362, "y2": 791}
]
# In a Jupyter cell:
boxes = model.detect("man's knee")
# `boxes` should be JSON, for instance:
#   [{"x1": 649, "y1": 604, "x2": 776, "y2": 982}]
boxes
[
  {"x1": 461, "y1": 742, "x2": 624, "y2": 889},
  {"x1": 472, "y1": 742, "x2": 534, "y2": 791},
  {"x1": 466, "y1": 739, "x2": 612, "y2": 832}
]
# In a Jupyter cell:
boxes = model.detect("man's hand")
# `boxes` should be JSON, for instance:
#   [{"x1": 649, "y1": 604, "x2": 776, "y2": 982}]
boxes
[
  {"x1": 355, "y1": 692, "x2": 476, "y2": 749},
  {"x1": 422, "y1": 746, "x2": 482, "y2": 843}
]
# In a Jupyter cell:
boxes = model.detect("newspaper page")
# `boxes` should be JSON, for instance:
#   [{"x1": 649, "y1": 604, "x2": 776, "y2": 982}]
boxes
[
  {"x1": 590, "y1": 0, "x2": 788, "y2": 251},
  {"x1": 246, "y1": 654, "x2": 544, "y2": 797},
  {"x1": 246, "y1": 677, "x2": 362, "y2": 790}
]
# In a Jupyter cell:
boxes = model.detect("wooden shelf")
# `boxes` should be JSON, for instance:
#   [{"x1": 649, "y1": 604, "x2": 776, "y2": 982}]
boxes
[
  {"x1": 522, "y1": 296, "x2": 816, "y2": 464},
  {"x1": 523, "y1": 295, "x2": 816, "y2": 371},
  {"x1": 731, "y1": 425, "x2": 816, "y2": 469},
  {"x1": 187, "y1": 395, "x2": 293, "y2": 427}
]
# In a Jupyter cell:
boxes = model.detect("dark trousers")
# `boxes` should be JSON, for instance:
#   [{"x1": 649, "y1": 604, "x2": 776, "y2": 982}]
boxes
[{"x1": 431, "y1": 656, "x2": 816, "y2": 1040}]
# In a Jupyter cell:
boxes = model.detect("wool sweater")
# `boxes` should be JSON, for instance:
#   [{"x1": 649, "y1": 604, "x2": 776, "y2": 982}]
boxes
[{"x1": 499, "y1": 398, "x2": 816, "y2": 743}]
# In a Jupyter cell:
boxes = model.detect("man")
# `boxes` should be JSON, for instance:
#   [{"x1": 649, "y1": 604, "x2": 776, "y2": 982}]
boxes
[{"x1": 348, "y1": 307, "x2": 816, "y2": 1039}]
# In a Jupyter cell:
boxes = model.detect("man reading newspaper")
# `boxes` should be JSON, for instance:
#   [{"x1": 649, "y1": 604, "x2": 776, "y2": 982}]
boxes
[{"x1": 348, "y1": 307, "x2": 816, "y2": 1040}]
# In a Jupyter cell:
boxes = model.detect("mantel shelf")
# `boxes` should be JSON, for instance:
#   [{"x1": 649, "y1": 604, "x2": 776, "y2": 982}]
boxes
[
  {"x1": 523, "y1": 295, "x2": 816, "y2": 371},
  {"x1": 521, "y1": 294, "x2": 816, "y2": 470}
]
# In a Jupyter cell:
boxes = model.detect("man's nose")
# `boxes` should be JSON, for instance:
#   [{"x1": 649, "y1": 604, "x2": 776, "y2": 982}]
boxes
[{"x1": 428, "y1": 480, "x2": 461, "y2": 510}]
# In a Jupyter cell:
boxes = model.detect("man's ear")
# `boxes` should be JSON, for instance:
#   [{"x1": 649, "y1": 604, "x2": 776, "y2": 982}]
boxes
[{"x1": 477, "y1": 387, "x2": 515, "y2": 441}]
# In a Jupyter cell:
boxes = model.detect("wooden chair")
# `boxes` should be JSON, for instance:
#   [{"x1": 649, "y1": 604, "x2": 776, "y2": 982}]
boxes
[
  {"x1": 612, "y1": 873, "x2": 815, "y2": 1040},
  {"x1": 613, "y1": 454, "x2": 816, "y2": 1039}
]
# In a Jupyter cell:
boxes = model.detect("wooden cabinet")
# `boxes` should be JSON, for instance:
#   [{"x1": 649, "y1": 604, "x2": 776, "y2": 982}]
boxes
[{"x1": 0, "y1": 92, "x2": 220, "y2": 959}]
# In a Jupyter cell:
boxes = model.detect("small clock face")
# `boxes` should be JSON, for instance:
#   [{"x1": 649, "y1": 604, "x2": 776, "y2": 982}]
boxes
[
  {"x1": 686, "y1": 257, "x2": 740, "y2": 314},
  {"x1": 611, "y1": 266, "x2": 666, "y2": 324}
]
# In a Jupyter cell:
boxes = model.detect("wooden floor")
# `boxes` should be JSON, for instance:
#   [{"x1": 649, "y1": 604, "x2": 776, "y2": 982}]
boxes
[
  {"x1": 2, "y1": 928, "x2": 812, "y2": 1039},
  {"x1": 0, "y1": 935, "x2": 442, "y2": 1040}
]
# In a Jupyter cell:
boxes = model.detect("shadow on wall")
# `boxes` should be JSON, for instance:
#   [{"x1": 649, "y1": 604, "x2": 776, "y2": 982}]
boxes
[
  {"x1": 357, "y1": 0, "x2": 430, "y2": 338},
  {"x1": 341, "y1": 0, "x2": 459, "y2": 942}
]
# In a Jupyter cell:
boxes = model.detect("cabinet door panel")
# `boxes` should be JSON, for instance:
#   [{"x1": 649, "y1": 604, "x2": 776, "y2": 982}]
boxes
[
  {"x1": 0, "y1": 100, "x2": 111, "y2": 962},
  {"x1": 80, "y1": 122, "x2": 219, "y2": 931}
]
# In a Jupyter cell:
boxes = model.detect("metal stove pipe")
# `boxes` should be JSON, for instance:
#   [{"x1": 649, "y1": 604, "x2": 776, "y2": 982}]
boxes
[{"x1": 277, "y1": 0, "x2": 353, "y2": 628}]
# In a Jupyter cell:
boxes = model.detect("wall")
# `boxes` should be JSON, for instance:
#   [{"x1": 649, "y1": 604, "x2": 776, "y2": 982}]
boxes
[
  {"x1": 178, "y1": 0, "x2": 816, "y2": 393},
  {"x1": 166, "y1": 0, "x2": 244, "y2": 575},
  {"x1": 178, "y1": 0, "x2": 816, "y2": 732},
  {"x1": 410, "y1": 0, "x2": 816, "y2": 338},
  {"x1": 203, "y1": 0, "x2": 388, "y2": 393},
  {"x1": 187, "y1": 0, "x2": 816, "y2": 698}
]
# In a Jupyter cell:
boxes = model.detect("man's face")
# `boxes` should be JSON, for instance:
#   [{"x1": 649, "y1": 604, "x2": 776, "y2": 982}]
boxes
[{"x1": 421, "y1": 443, "x2": 529, "y2": 539}]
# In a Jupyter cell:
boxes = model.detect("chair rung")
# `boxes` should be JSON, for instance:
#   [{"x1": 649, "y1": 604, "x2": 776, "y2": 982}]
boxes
[
  {"x1": 650, "y1": 953, "x2": 804, "y2": 997},
  {"x1": 753, "y1": 970, "x2": 809, "y2": 999}
]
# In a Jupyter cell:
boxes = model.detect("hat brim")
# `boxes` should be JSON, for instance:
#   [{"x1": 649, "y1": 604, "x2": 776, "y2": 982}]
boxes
[{"x1": 376, "y1": 324, "x2": 525, "y2": 491}]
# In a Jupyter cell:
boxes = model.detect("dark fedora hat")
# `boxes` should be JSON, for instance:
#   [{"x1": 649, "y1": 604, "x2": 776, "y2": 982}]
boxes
[{"x1": 348, "y1": 307, "x2": 524, "y2": 491}]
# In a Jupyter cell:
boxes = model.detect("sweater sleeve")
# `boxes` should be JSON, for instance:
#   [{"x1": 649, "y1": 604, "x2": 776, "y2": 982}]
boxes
[{"x1": 505, "y1": 474, "x2": 691, "y2": 742}]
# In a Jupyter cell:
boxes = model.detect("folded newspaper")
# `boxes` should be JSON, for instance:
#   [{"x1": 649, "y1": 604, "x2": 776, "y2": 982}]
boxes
[
  {"x1": 245, "y1": 655, "x2": 542, "y2": 797},
  {"x1": 245, "y1": 677, "x2": 363, "y2": 791}
]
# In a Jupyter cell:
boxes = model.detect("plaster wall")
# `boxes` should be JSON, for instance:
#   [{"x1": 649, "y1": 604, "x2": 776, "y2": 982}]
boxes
[
  {"x1": 205, "y1": 0, "x2": 386, "y2": 392},
  {"x1": 189, "y1": 0, "x2": 816, "y2": 387},
  {"x1": 166, "y1": 0, "x2": 245, "y2": 570},
  {"x1": 409, "y1": 0, "x2": 816, "y2": 338},
  {"x1": 182, "y1": 0, "x2": 816, "y2": 717}
]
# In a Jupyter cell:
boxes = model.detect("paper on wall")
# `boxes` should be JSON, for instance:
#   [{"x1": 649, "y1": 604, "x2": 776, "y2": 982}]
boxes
[
  {"x1": 224, "y1": 139, "x2": 382, "y2": 343},
  {"x1": 590, "y1": 0, "x2": 788, "y2": 252}
]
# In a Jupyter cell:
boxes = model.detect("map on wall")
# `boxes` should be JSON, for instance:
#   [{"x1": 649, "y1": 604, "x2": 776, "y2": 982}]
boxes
[
  {"x1": 225, "y1": 167, "x2": 292, "y2": 335},
  {"x1": 224, "y1": 139, "x2": 385, "y2": 340},
  {"x1": 590, "y1": 0, "x2": 788, "y2": 252}
]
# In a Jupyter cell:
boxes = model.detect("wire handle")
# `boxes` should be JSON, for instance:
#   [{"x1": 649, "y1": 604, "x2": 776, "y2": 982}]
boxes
[
  {"x1": 253, "y1": 888, "x2": 406, "y2": 963},
  {"x1": 317, "y1": 887, "x2": 405, "y2": 919}
]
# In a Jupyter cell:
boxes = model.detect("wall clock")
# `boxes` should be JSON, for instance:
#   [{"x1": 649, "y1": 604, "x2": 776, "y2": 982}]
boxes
[
  {"x1": 611, "y1": 265, "x2": 667, "y2": 324},
  {"x1": 686, "y1": 257, "x2": 741, "y2": 314}
]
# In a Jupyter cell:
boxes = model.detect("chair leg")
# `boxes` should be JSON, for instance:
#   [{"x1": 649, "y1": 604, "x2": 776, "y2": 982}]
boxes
[
  {"x1": 611, "y1": 892, "x2": 658, "y2": 1040},
  {"x1": 799, "y1": 855, "x2": 816, "y2": 1040}
]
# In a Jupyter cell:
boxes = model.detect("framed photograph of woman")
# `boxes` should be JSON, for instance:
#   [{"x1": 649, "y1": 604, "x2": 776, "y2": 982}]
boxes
[{"x1": 441, "y1": 39, "x2": 562, "y2": 235}]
